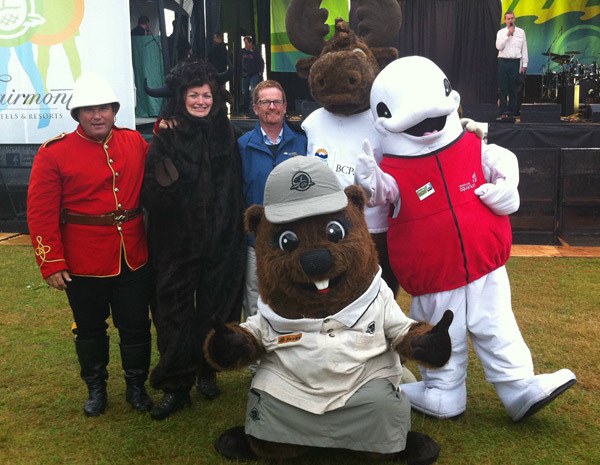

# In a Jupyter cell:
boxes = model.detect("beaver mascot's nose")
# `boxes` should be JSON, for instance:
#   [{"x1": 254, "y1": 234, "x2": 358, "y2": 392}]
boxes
[{"x1": 300, "y1": 248, "x2": 332, "y2": 276}]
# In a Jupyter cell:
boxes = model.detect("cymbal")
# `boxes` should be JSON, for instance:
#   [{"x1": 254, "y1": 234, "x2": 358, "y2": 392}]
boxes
[
  {"x1": 565, "y1": 50, "x2": 581, "y2": 55},
  {"x1": 551, "y1": 55, "x2": 571, "y2": 64},
  {"x1": 542, "y1": 52, "x2": 560, "y2": 57}
]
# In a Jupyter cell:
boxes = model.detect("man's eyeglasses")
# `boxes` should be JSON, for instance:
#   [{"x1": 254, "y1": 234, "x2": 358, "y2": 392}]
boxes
[{"x1": 256, "y1": 99, "x2": 285, "y2": 108}]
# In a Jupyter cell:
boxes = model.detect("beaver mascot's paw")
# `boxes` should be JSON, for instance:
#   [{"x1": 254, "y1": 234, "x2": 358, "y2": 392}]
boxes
[
  {"x1": 204, "y1": 316, "x2": 261, "y2": 370},
  {"x1": 204, "y1": 316, "x2": 262, "y2": 371},
  {"x1": 400, "y1": 310, "x2": 453, "y2": 368}
]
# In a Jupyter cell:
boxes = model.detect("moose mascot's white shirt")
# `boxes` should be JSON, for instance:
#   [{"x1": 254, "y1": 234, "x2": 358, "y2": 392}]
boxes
[
  {"x1": 356, "y1": 55, "x2": 576, "y2": 421},
  {"x1": 302, "y1": 109, "x2": 389, "y2": 233}
]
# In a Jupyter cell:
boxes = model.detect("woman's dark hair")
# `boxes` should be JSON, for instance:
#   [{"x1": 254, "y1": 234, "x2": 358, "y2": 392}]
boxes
[{"x1": 160, "y1": 58, "x2": 231, "y2": 121}]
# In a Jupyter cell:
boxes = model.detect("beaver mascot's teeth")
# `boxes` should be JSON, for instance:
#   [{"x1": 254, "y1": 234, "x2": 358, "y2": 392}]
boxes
[{"x1": 314, "y1": 279, "x2": 330, "y2": 292}]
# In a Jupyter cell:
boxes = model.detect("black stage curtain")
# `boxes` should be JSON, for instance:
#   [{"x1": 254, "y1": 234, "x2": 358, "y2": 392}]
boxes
[
  {"x1": 276, "y1": 0, "x2": 502, "y2": 109},
  {"x1": 488, "y1": 123, "x2": 600, "y2": 149},
  {"x1": 397, "y1": 0, "x2": 501, "y2": 105},
  {"x1": 209, "y1": 0, "x2": 503, "y2": 109}
]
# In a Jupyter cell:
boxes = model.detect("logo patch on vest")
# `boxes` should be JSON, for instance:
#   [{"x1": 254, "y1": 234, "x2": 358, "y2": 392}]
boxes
[
  {"x1": 416, "y1": 182, "x2": 435, "y2": 201},
  {"x1": 459, "y1": 172, "x2": 478, "y2": 192},
  {"x1": 277, "y1": 333, "x2": 302, "y2": 344}
]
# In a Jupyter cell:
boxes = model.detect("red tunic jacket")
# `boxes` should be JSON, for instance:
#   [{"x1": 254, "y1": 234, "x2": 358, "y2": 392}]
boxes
[
  {"x1": 380, "y1": 132, "x2": 512, "y2": 296},
  {"x1": 27, "y1": 126, "x2": 149, "y2": 279}
]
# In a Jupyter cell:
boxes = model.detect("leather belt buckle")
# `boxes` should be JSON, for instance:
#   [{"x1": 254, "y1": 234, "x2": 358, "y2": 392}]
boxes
[{"x1": 112, "y1": 210, "x2": 127, "y2": 224}]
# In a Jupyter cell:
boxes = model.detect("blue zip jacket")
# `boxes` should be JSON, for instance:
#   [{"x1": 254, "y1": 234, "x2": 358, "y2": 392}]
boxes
[{"x1": 238, "y1": 121, "x2": 307, "y2": 246}]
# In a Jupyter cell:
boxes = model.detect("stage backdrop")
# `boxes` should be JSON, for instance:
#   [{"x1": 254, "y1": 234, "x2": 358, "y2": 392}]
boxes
[
  {"x1": 501, "y1": 0, "x2": 600, "y2": 75},
  {"x1": 270, "y1": 1, "x2": 503, "y2": 106},
  {"x1": 0, "y1": 0, "x2": 136, "y2": 144},
  {"x1": 270, "y1": 0, "x2": 350, "y2": 72}
]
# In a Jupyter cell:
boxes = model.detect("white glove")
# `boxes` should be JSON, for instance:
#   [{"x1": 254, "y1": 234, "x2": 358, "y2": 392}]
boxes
[
  {"x1": 474, "y1": 179, "x2": 520, "y2": 215},
  {"x1": 461, "y1": 118, "x2": 486, "y2": 140},
  {"x1": 475, "y1": 144, "x2": 520, "y2": 215},
  {"x1": 481, "y1": 144, "x2": 519, "y2": 187},
  {"x1": 354, "y1": 139, "x2": 400, "y2": 210}
]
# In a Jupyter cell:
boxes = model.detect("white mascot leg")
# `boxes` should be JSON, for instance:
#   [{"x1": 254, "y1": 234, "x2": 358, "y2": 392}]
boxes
[
  {"x1": 469, "y1": 267, "x2": 576, "y2": 422},
  {"x1": 404, "y1": 289, "x2": 470, "y2": 419},
  {"x1": 405, "y1": 267, "x2": 576, "y2": 420}
]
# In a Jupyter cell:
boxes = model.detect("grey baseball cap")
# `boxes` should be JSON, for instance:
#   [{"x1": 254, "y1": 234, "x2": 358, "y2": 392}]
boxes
[{"x1": 264, "y1": 156, "x2": 348, "y2": 224}]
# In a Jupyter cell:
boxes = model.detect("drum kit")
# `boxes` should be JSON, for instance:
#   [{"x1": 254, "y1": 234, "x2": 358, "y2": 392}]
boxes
[{"x1": 541, "y1": 50, "x2": 598, "y2": 101}]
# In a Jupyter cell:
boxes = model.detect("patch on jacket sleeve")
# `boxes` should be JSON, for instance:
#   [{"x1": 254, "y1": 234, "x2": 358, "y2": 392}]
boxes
[{"x1": 34, "y1": 235, "x2": 51, "y2": 264}]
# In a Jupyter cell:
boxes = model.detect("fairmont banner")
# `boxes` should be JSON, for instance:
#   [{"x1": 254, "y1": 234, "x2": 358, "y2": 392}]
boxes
[{"x1": 0, "y1": 0, "x2": 136, "y2": 144}]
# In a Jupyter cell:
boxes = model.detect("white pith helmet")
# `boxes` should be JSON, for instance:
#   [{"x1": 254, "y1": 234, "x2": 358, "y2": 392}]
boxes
[{"x1": 70, "y1": 72, "x2": 120, "y2": 121}]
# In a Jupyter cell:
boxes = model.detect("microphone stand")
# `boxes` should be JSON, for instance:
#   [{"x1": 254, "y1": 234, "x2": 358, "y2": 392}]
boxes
[{"x1": 543, "y1": 30, "x2": 562, "y2": 99}]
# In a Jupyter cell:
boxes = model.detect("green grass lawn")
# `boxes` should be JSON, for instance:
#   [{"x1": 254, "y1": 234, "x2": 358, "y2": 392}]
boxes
[{"x1": 1, "y1": 245, "x2": 598, "y2": 465}]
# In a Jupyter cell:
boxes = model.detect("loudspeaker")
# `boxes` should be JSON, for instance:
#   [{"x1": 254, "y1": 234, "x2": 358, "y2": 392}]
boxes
[
  {"x1": 578, "y1": 79, "x2": 598, "y2": 104},
  {"x1": 461, "y1": 103, "x2": 499, "y2": 123},
  {"x1": 585, "y1": 104, "x2": 600, "y2": 122},
  {"x1": 519, "y1": 103, "x2": 561, "y2": 123},
  {"x1": 523, "y1": 74, "x2": 542, "y2": 103},
  {"x1": 558, "y1": 84, "x2": 579, "y2": 116}
]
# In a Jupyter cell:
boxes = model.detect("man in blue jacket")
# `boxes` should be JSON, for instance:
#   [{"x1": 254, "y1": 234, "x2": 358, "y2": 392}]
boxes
[{"x1": 238, "y1": 80, "x2": 307, "y2": 319}]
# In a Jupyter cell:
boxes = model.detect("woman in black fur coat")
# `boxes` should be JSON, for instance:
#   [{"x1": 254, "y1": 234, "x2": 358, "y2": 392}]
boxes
[{"x1": 142, "y1": 59, "x2": 245, "y2": 420}]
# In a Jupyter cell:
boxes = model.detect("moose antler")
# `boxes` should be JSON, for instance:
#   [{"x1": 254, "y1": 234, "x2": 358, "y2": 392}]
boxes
[
  {"x1": 285, "y1": 0, "x2": 330, "y2": 56},
  {"x1": 353, "y1": 0, "x2": 402, "y2": 47},
  {"x1": 286, "y1": 0, "x2": 402, "y2": 58}
]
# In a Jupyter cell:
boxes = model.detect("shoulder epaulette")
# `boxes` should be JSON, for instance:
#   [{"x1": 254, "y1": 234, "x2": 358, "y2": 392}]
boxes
[
  {"x1": 41, "y1": 133, "x2": 67, "y2": 148},
  {"x1": 113, "y1": 125, "x2": 135, "y2": 132}
]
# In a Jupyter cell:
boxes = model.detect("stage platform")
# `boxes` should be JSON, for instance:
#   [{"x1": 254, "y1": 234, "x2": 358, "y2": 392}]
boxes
[{"x1": 2, "y1": 116, "x2": 599, "y2": 246}]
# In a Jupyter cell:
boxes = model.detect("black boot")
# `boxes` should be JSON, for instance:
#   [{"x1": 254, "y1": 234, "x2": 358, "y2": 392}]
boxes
[
  {"x1": 120, "y1": 342, "x2": 153, "y2": 412},
  {"x1": 395, "y1": 431, "x2": 440, "y2": 465},
  {"x1": 197, "y1": 369, "x2": 220, "y2": 400},
  {"x1": 150, "y1": 388, "x2": 191, "y2": 421},
  {"x1": 75, "y1": 336, "x2": 109, "y2": 417}
]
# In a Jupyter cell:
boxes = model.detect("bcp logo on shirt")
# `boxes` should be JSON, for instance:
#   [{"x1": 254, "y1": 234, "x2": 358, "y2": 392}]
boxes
[{"x1": 314, "y1": 148, "x2": 328, "y2": 161}]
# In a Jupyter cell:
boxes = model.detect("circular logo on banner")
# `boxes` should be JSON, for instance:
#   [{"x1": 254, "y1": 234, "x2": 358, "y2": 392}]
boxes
[{"x1": 0, "y1": 0, "x2": 45, "y2": 45}]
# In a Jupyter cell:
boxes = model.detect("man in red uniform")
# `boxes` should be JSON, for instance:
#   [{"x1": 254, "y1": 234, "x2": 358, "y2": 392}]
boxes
[{"x1": 27, "y1": 72, "x2": 153, "y2": 417}]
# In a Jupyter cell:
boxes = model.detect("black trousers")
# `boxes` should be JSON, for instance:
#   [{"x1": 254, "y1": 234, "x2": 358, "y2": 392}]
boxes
[
  {"x1": 149, "y1": 252, "x2": 243, "y2": 393},
  {"x1": 497, "y1": 58, "x2": 521, "y2": 116},
  {"x1": 65, "y1": 263, "x2": 152, "y2": 345}
]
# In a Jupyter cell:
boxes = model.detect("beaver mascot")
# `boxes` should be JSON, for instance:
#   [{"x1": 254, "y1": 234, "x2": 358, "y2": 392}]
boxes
[{"x1": 204, "y1": 156, "x2": 454, "y2": 464}]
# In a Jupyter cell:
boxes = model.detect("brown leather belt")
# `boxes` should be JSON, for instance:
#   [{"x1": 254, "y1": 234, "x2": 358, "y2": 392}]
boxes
[{"x1": 60, "y1": 207, "x2": 143, "y2": 226}]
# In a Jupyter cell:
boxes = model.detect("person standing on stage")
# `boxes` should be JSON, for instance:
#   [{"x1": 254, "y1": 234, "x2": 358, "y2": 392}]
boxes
[
  {"x1": 27, "y1": 72, "x2": 153, "y2": 417},
  {"x1": 496, "y1": 11, "x2": 528, "y2": 120},
  {"x1": 131, "y1": 15, "x2": 151, "y2": 36},
  {"x1": 208, "y1": 32, "x2": 229, "y2": 73},
  {"x1": 240, "y1": 36, "x2": 264, "y2": 114}
]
